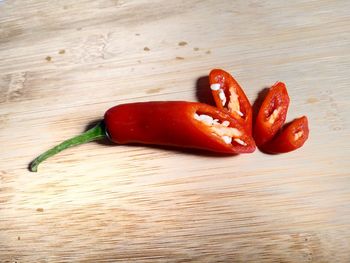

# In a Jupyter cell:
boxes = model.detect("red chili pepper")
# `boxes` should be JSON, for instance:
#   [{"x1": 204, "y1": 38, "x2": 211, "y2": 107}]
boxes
[
  {"x1": 209, "y1": 69, "x2": 253, "y2": 134},
  {"x1": 253, "y1": 82, "x2": 290, "y2": 147},
  {"x1": 30, "y1": 101, "x2": 255, "y2": 172},
  {"x1": 262, "y1": 116, "x2": 309, "y2": 153}
]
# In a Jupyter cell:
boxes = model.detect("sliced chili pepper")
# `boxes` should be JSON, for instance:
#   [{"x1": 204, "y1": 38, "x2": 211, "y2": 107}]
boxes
[
  {"x1": 30, "y1": 101, "x2": 255, "y2": 172},
  {"x1": 253, "y1": 82, "x2": 290, "y2": 147},
  {"x1": 262, "y1": 116, "x2": 309, "y2": 153},
  {"x1": 105, "y1": 101, "x2": 255, "y2": 153},
  {"x1": 209, "y1": 69, "x2": 253, "y2": 134}
]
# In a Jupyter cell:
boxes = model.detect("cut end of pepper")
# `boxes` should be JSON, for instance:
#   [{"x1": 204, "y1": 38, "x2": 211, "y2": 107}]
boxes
[
  {"x1": 193, "y1": 109, "x2": 255, "y2": 153},
  {"x1": 29, "y1": 121, "x2": 107, "y2": 172}
]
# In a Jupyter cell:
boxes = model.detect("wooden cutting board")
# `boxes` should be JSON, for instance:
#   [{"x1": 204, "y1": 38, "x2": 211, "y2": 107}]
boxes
[{"x1": 1, "y1": 0, "x2": 349, "y2": 262}]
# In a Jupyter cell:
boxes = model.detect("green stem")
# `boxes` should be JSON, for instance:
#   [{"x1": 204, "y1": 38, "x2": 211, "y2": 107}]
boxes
[{"x1": 30, "y1": 121, "x2": 107, "y2": 172}]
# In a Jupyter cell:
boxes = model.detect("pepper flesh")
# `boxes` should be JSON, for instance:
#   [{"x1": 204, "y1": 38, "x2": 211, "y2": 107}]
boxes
[
  {"x1": 209, "y1": 69, "x2": 253, "y2": 134},
  {"x1": 253, "y1": 82, "x2": 290, "y2": 147},
  {"x1": 105, "y1": 101, "x2": 256, "y2": 154},
  {"x1": 262, "y1": 116, "x2": 309, "y2": 153}
]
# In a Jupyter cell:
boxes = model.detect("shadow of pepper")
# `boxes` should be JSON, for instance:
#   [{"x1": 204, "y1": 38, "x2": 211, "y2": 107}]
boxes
[
  {"x1": 252, "y1": 87, "x2": 270, "y2": 127},
  {"x1": 195, "y1": 76, "x2": 215, "y2": 106},
  {"x1": 84, "y1": 119, "x2": 114, "y2": 146}
]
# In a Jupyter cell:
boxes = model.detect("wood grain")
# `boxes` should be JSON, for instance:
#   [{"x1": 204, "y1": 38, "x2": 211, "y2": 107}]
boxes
[{"x1": 1, "y1": 0, "x2": 350, "y2": 262}]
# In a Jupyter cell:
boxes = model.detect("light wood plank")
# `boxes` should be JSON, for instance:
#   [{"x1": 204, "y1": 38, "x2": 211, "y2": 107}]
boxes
[{"x1": 1, "y1": 0, "x2": 350, "y2": 262}]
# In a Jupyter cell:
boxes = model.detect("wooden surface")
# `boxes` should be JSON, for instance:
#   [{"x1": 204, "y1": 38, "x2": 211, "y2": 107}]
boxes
[{"x1": 1, "y1": 0, "x2": 350, "y2": 262}]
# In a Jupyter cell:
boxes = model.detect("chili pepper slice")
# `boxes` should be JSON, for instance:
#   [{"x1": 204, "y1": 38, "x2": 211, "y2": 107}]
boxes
[
  {"x1": 262, "y1": 116, "x2": 309, "y2": 153},
  {"x1": 209, "y1": 69, "x2": 253, "y2": 134},
  {"x1": 30, "y1": 101, "x2": 256, "y2": 172},
  {"x1": 253, "y1": 82, "x2": 290, "y2": 147}
]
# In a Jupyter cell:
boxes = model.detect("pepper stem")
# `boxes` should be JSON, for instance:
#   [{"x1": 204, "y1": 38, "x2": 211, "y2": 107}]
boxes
[{"x1": 29, "y1": 121, "x2": 106, "y2": 172}]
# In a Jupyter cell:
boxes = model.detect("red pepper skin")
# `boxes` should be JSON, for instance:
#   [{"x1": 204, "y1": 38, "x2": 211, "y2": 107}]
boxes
[
  {"x1": 209, "y1": 69, "x2": 253, "y2": 134},
  {"x1": 262, "y1": 116, "x2": 309, "y2": 153},
  {"x1": 104, "y1": 101, "x2": 256, "y2": 154},
  {"x1": 253, "y1": 82, "x2": 290, "y2": 147}
]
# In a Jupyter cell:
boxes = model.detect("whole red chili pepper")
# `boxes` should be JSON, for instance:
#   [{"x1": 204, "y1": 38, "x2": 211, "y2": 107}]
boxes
[
  {"x1": 30, "y1": 101, "x2": 256, "y2": 172},
  {"x1": 262, "y1": 116, "x2": 309, "y2": 153},
  {"x1": 209, "y1": 69, "x2": 253, "y2": 134},
  {"x1": 253, "y1": 82, "x2": 290, "y2": 147}
]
